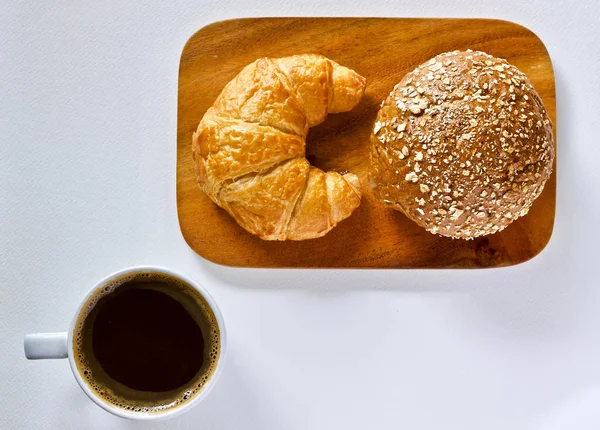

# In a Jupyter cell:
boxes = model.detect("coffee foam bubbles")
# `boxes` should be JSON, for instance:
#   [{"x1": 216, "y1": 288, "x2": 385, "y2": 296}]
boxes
[{"x1": 72, "y1": 272, "x2": 221, "y2": 414}]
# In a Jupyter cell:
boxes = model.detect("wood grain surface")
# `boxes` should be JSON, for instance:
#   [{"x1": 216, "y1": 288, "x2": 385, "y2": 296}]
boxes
[{"x1": 177, "y1": 18, "x2": 556, "y2": 269}]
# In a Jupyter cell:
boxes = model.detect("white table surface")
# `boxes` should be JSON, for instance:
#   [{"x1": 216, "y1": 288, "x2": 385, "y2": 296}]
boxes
[{"x1": 2, "y1": 1, "x2": 599, "y2": 429}]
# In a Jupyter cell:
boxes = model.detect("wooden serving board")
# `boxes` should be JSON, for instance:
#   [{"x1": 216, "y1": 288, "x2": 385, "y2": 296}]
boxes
[{"x1": 177, "y1": 18, "x2": 556, "y2": 269}]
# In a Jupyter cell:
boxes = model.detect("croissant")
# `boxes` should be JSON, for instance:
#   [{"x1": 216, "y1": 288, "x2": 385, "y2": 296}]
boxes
[{"x1": 192, "y1": 54, "x2": 366, "y2": 240}]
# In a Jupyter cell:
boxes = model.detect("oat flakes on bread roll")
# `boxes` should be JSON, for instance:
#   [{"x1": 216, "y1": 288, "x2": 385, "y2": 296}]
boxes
[{"x1": 370, "y1": 50, "x2": 554, "y2": 239}]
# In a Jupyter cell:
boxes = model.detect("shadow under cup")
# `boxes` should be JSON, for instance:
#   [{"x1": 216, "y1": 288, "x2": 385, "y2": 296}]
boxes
[{"x1": 71, "y1": 270, "x2": 222, "y2": 415}]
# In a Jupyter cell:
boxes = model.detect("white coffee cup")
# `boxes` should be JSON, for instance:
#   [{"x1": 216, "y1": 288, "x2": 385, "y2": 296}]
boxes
[{"x1": 23, "y1": 266, "x2": 227, "y2": 421}]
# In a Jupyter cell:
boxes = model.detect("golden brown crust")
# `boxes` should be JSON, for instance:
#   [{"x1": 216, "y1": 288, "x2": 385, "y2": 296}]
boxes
[
  {"x1": 219, "y1": 158, "x2": 310, "y2": 239},
  {"x1": 329, "y1": 62, "x2": 368, "y2": 113},
  {"x1": 193, "y1": 54, "x2": 366, "y2": 240},
  {"x1": 271, "y1": 56, "x2": 332, "y2": 127},
  {"x1": 370, "y1": 50, "x2": 554, "y2": 239}
]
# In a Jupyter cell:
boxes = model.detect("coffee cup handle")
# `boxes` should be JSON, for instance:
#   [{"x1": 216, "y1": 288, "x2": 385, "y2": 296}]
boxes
[{"x1": 24, "y1": 333, "x2": 68, "y2": 360}]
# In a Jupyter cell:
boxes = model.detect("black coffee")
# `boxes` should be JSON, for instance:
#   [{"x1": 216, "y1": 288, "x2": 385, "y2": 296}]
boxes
[
  {"x1": 92, "y1": 287, "x2": 204, "y2": 392},
  {"x1": 73, "y1": 272, "x2": 220, "y2": 414}
]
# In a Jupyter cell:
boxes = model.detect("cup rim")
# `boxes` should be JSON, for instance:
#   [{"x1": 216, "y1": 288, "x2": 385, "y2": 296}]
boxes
[{"x1": 66, "y1": 265, "x2": 227, "y2": 420}]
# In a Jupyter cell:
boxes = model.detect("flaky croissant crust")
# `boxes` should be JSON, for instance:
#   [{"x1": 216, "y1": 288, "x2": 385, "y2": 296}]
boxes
[{"x1": 193, "y1": 54, "x2": 366, "y2": 240}]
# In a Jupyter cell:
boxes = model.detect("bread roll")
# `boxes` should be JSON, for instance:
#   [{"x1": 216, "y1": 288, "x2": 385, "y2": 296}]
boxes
[{"x1": 370, "y1": 50, "x2": 554, "y2": 239}]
